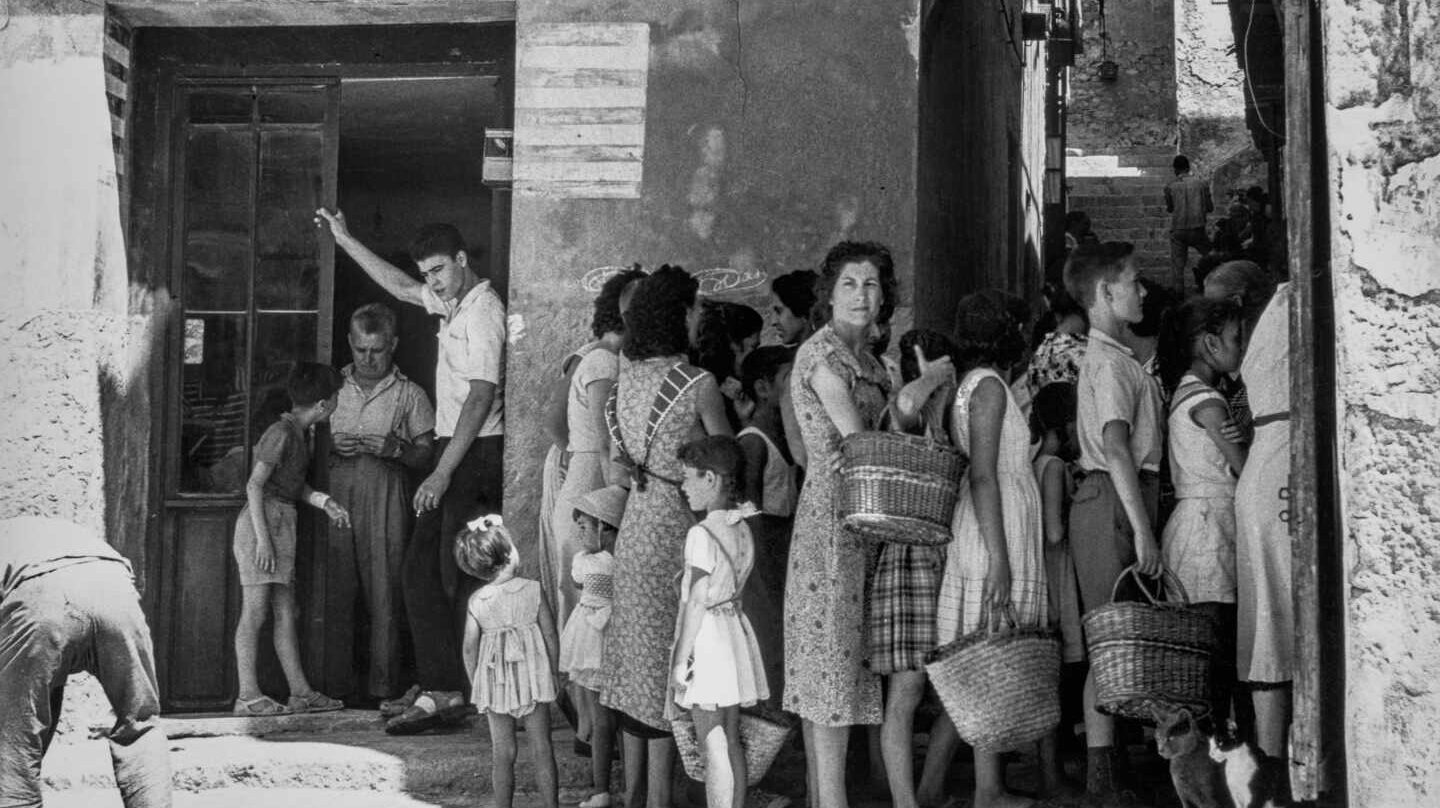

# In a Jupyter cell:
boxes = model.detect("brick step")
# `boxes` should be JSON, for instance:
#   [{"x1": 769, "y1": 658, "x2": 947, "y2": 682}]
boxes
[
  {"x1": 1067, "y1": 178, "x2": 1170, "y2": 193},
  {"x1": 1116, "y1": 152, "x2": 1179, "y2": 169}
]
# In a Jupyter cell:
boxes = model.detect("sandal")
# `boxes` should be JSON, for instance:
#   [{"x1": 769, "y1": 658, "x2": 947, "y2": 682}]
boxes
[
  {"x1": 288, "y1": 690, "x2": 344, "y2": 713},
  {"x1": 380, "y1": 684, "x2": 421, "y2": 718},
  {"x1": 233, "y1": 695, "x2": 289, "y2": 716},
  {"x1": 385, "y1": 691, "x2": 471, "y2": 736}
]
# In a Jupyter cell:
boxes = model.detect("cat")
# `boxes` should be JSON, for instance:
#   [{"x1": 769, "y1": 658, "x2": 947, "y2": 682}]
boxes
[
  {"x1": 1154, "y1": 706, "x2": 1235, "y2": 808},
  {"x1": 1208, "y1": 720, "x2": 1274, "y2": 808}
]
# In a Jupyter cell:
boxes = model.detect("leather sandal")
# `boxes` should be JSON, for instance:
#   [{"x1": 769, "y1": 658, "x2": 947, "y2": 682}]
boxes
[
  {"x1": 233, "y1": 695, "x2": 289, "y2": 716},
  {"x1": 380, "y1": 684, "x2": 421, "y2": 718},
  {"x1": 288, "y1": 690, "x2": 344, "y2": 713}
]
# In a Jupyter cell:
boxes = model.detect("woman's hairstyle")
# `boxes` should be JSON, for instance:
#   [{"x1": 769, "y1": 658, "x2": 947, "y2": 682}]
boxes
[
  {"x1": 740, "y1": 344, "x2": 796, "y2": 400},
  {"x1": 771, "y1": 269, "x2": 819, "y2": 319},
  {"x1": 622, "y1": 264, "x2": 698, "y2": 360},
  {"x1": 1157, "y1": 296, "x2": 1244, "y2": 391},
  {"x1": 953, "y1": 290, "x2": 1028, "y2": 375},
  {"x1": 1203, "y1": 260, "x2": 1277, "y2": 327},
  {"x1": 286, "y1": 362, "x2": 342, "y2": 407},
  {"x1": 812, "y1": 241, "x2": 900, "y2": 326},
  {"x1": 692, "y1": 301, "x2": 763, "y2": 381},
  {"x1": 676, "y1": 434, "x2": 746, "y2": 500},
  {"x1": 592, "y1": 267, "x2": 648, "y2": 339},
  {"x1": 1029, "y1": 381, "x2": 1078, "y2": 460},
  {"x1": 453, "y1": 517, "x2": 515, "y2": 584},
  {"x1": 898, "y1": 328, "x2": 959, "y2": 385}
]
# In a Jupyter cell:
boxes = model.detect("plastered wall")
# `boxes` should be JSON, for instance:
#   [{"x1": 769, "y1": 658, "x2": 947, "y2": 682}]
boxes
[
  {"x1": 1069, "y1": 0, "x2": 1177, "y2": 152},
  {"x1": 1325, "y1": 0, "x2": 1440, "y2": 803},
  {"x1": 1175, "y1": 0, "x2": 1268, "y2": 195}
]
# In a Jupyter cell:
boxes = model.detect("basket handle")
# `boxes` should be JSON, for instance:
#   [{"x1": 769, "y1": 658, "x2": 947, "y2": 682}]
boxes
[{"x1": 1109, "y1": 564, "x2": 1192, "y2": 607}]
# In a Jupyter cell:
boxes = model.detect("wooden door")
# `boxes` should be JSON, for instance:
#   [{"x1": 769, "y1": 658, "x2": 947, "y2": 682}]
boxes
[{"x1": 155, "y1": 80, "x2": 339, "y2": 711}]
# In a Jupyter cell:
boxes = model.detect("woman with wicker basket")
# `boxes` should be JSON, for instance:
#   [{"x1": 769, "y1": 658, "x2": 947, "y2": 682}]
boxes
[
  {"x1": 784, "y1": 241, "x2": 896, "y2": 808},
  {"x1": 916, "y1": 291, "x2": 1049, "y2": 808},
  {"x1": 599, "y1": 266, "x2": 732, "y2": 808}
]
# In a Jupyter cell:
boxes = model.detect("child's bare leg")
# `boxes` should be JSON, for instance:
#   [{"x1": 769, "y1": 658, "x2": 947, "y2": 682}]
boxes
[
  {"x1": 575, "y1": 683, "x2": 593, "y2": 743},
  {"x1": 916, "y1": 713, "x2": 958, "y2": 806},
  {"x1": 801, "y1": 721, "x2": 819, "y2": 808},
  {"x1": 269, "y1": 584, "x2": 313, "y2": 696},
  {"x1": 524, "y1": 705, "x2": 559, "y2": 808},
  {"x1": 234, "y1": 584, "x2": 270, "y2": 700},
  {"x1": 621, "y1": 731, "x2": 647, "y2": 808},
  {"x1": 1036, "y1": 734, "x2": 1074, "y2": 797},
  {"x1": 691, "y1": 708, "x2": 737, "y2": 808},
  {"x1": 723, "y1": 707, "x2": 745, "y2": 808},
  {"x1": 1082, "y1": 668, "x2": 1118, "y2": 795},
  {"x1": 488, "y1": 713, "x2": 519, "y2": 808},
  {"x1": 807, "y1": 722, "x2": 850, "y2": 808},
  {"x1": 881, "y1": 671, "x2": 926, "y2": 808},
  {"x1": 589, "y1": 696, "x2": 616, "y2": 802},
  {"x1": 645, "y1": 736, "x2": 674, "y2": 808},
  {"x1": 973, "y1": 749, "x2": 1029, "y2": 808}
]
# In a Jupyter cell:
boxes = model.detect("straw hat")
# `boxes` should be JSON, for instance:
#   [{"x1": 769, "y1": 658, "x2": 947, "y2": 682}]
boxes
[{"x1": 573, "y1": 484, "x2": 629, "y2": 530}]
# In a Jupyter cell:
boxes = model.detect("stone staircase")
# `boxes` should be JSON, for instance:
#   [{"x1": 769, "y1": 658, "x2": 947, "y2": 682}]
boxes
[{"x1": 1066, "y1": 148, "x2": 1179, "y2": 288}]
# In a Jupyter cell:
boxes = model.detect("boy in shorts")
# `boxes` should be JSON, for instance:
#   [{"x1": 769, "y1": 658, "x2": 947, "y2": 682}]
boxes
[
  {"x1": 1063, "y1": 242, "x2": 1165, "y2": 801},
  {"x1": 232, "y1": 362, "x2": 353, "y2": 715}
]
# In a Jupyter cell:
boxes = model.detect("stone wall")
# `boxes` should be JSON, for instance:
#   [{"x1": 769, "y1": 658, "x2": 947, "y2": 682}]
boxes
[
  {"x1": 1175, "y1": 0, "x2": 1267, "y2": 195},
  {"x1": 1325, "y1": 0, "x2": 1440, "y2": 804},
  {"x1": 503, "y1": 0, "x2": 922, "y2": 543},
  {"x1": 1069, "y1": 0, "x2": 1176, "y2": 152}
]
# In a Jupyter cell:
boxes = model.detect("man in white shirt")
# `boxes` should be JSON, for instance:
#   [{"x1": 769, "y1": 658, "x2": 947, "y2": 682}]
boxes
[{"x1": 316, "y1": 210, "x2": 505, "y2": 734}]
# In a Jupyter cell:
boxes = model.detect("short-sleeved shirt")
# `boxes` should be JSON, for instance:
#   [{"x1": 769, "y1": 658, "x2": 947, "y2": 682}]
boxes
[
  {"x1": 1165, "y1": 174, "x2": 1213, "y2": 230},
  {"x1": 1, "y1": 517, "x2": 132, "y2": 601},
  {"x1": 331, "y1": 365, "x2": 436, "y2": 441},
  {"x1": 1076, "y1": 328, "x2": 1163, "y2": 474},
  {"x1": 567, "y1": 346, "x2": 620, "y2": 453},
  {"x1": 421, "y1": 280, "x2": 506, "y2": 439},
  {"x1": 255, "y1": 413, "x2": 311, "y2": 502}
]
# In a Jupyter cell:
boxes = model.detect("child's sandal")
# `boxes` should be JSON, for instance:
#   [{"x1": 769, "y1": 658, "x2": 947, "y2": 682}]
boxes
[
  {"x1": 233, "y1": 695, "x2": 289, "y2": 716},
  {"x1": 288, "y1": 690, "x2": 344, "y2": 713}
]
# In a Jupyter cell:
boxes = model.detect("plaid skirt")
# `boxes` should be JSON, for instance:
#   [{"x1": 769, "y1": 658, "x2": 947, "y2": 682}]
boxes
[{"x1": 864, "y1": 542, "x2": 947, "y2": 675}]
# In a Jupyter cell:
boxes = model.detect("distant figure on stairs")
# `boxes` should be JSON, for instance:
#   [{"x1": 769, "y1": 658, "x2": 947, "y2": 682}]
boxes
[{"x1": 1165, "y1": 155, "x2": 1214, "y2": 292}]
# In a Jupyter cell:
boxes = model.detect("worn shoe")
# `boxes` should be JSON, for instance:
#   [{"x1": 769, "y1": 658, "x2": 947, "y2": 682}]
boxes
[
  {"x1": 384, "y1": 691, "x2": 472, "y2": 735},
  {"x1": 233, "y1": 695, "x2": 289, "y2": 716},
  {"x1": 288, "y1": 690, "x2": 344, "y2": 713},
  {"x1": 379, "y1": 684, "x2": 421, "y2": 718}
]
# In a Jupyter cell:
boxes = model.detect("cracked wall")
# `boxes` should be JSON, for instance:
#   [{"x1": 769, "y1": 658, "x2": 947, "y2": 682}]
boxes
[
  {"x1": 1069, "y1": 0, "x2": 1177, "y2": 152},
  {"x1": 1176, "y1": 0, "x2": 1267, "y2": 195},
  {"x1": 1326, "y1": 0, "x2": 1440, "y2": 803}
]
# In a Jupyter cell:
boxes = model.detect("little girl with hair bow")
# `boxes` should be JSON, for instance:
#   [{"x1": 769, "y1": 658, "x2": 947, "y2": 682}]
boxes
[{"x1": 456, "y1": 514, "x2": 561, "y2": 808}]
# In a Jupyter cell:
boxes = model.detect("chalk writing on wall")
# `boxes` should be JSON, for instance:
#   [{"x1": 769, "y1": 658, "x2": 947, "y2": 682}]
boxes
[
  {"x1": 514, "y1": 24, "x2": 649, "y2": 199},
  {"x1": 580, "y1": 266, "x2": 633, "y2": 294},
  {"x1": 693, "y1": 267, "x2": 768, "y2": 297}
]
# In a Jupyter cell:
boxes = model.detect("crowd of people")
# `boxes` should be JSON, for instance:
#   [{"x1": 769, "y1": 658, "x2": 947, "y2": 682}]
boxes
[{"x1": 0, "y1": 204, "x2": 1295, "y2": 808}]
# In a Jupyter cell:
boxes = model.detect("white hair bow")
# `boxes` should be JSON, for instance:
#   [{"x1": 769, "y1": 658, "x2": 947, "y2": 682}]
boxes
[{"x1": 466, "y1": 514, "x2": 504, "y2": 532}]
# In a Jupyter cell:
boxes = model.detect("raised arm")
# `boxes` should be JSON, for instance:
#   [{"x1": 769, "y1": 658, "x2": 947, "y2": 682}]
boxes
[{"x1": 315, "y1": 208, "x2": 424, "y2": 307}]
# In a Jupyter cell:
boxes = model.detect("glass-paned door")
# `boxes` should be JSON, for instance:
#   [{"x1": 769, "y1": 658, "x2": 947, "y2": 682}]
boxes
[{"x1": 160, "y1": 80, "x2": 338, "y2": 710}]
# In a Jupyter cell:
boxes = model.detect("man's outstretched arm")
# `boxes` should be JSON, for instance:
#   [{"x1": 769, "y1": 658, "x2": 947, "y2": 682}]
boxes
[{"x1": 315, "y1": 208, "x2": 424, "y2": 307}]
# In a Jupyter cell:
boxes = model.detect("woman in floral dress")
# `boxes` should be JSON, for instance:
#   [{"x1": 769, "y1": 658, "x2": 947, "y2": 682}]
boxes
[
  {"x1": 785, "y1": 241, "x2": 897, "y2": 808},
  {"x1": 598, "y1": 266, "x2": 730, "y2": 808}
]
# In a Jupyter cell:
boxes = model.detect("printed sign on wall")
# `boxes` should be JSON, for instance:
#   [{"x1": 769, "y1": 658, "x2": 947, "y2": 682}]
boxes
[{"x1": 514, "y1": 23, "x2": 649, "y2": 199}]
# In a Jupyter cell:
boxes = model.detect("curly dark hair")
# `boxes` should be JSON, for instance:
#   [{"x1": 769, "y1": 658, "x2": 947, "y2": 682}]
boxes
[
  {"x1": 953, "y1": 290, "x2": 1028, "y2": 376},
  {"x1": 408, "y1": 223, "x2": 466, "y2": 263},
  {"x1": 692, "y1": 300, "x2": 763, "y2": 381},
  {"x1": 622, "y1": 264, "x2": 698, "y2": 360},
  {"x1": 1157, "y1": 296, "x2": 1244, "y2": 391},
  {"x1": 771, "y1": 269, "x2": 819, "y2": 320},
  {"x1": 1029, "y1": 382, "x2": 1078, "y2": 460},
  {"x1": 812, "y1": 241, "x2": 900, "y2": 326},
  {"x1": 453, "y1": 521, "x2": 514, "y2": 584},
  {"x1": 898, "y1": 329, "x2": 959, "y2": 385},
  {"x1": 676, "y1": 434, "x2": 745, "y2": 501},
  {"x1": 286, "y1": 362, "x2": 342, "y2": 407},
  {"x1": 592, "y1": 267, "x2": 648, "y2": 339}
]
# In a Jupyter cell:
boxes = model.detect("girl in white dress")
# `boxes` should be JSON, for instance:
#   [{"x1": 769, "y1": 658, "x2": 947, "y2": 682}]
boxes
[
  {"x1": 1157, "y1": 297, "x2": 1248, "y2": 723},
  {"x1": 456, "y1": 516, "x2": 560, "y2": 808},
  {"x1": 671, "y1": 436, "x2": 768, "y2": 808}
]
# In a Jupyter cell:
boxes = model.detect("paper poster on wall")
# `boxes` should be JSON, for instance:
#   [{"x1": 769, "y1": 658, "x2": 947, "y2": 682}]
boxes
[{"x1": 514, "y1": 23, "x2": 649, "y2": 199}]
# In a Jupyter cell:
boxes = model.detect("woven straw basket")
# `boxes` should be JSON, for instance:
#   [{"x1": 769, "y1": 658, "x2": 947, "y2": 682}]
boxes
[
  {"x1": 1083, "y1": 566, "x2": 1218, "y2": 722},
  {"x1": 838, "y1": 431, "x2": 967, "y2": 546},
  {"x1": 672, "y1": 708, "x2": 795, "y2": 786},
  {"x1": 925, "y1": 606, "x2": 1061, "y2": 752}
]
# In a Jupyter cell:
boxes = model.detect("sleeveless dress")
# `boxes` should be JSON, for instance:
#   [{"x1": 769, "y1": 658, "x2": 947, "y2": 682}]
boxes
[
  {"x1": 599, "y1": 356, "x2": 710, "y2": 731},
  {"x1": 467, "y1": 578, "x2": 557, "y2": 718},
  {"x1": 936, "y1": 367, "x2": 1048, "y2": 641},
  {"x1": 558, "y1": 550, "x2": 615, "y2": 690},
  {"x1": 1235, "y1": 285, "x2": 1292, "y2": 683},
  {"x1": 784, "y1": 325, "x2": 889, "y2": 726},
  {"x1": 1162, "y1": 373, "x2": 1238, "y2": 604},
  {"x1": 674, "y1": 514, "x2": 768, "y2": 710}
]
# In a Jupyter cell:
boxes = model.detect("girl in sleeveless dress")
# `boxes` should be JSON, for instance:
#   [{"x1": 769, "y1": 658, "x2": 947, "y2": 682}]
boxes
[
  {"x1": 456, "y1": 515, "x2": 560, "y2": 808},
  {"x1": 671, "y1": 436, "x2": 768, "y2": 808},
  {"x1": 917, "y1": 291, "x2": 1049, "y2": 808}
]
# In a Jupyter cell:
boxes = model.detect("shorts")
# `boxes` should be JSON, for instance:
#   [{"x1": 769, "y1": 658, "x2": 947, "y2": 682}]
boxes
[
  {"x1": 1069, "y1": 469, "x2": 1159, "y2": 615},
  {"x1": 233, "y1": 498, "x2": 298, "y2": 586}
]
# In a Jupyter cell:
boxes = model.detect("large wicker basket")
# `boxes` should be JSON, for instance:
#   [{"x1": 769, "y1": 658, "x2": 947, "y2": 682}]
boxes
[
  {"x1": 1083, "y1": 566, "x2": 1218, "y2": 722},
  {"x1": 925, "y1": 607, "x2": 1060, "y2": 752},
  {"x1": 672, "y1": 707, "x2": 795, "y2": 786},
  {"x1": 838, "y1": 431, "x2": 966, "y2": 546}
]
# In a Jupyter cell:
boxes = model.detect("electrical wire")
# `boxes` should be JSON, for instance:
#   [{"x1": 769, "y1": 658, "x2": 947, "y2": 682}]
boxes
[{"x1": 1243, "y1": 0, "x2": 1281, "y2": 138}]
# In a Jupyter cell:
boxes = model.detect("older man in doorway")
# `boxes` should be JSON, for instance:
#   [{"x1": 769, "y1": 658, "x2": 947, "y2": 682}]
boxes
[
  {"x1": 327, "y1": 302, "x2": 435, "y2": 706},
  {"x1": 316, "y1": 209, "x2": 506, "y2": 735}
]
